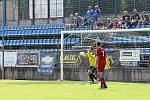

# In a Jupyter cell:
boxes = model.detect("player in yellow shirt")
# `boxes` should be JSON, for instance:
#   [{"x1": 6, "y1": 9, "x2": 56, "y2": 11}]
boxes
[
  {"x1": 104, "y1": 54, "x2": 113, "y2": 80},
  {"x1": 80, "y1": 47, "x2": 97, "y2": 82}
]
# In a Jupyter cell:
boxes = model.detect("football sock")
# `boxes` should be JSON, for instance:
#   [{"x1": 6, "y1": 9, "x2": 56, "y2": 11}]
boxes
[
  {"x1": 100, "y1": 78, "x2": 103, "y2": 86},
  {"x1": 89, "y1": 74, "x2": 94, "y2": 82},
  {"x1": 91, "y1": 73, "x2": 97, "y2": 80},
  {"x1": 102, "y1": 77, "x2": 107, "y2": 87}
]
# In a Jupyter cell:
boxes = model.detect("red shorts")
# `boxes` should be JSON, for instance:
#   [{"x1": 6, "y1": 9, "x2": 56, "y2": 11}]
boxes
[{"x1": 98, "y1": 64, "x2": 105, "y2": 72}]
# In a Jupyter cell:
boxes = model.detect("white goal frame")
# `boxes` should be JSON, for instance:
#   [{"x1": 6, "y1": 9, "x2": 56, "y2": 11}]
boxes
[{"x1": 60, "y1": 28, "x2": 150, "y2": 80}]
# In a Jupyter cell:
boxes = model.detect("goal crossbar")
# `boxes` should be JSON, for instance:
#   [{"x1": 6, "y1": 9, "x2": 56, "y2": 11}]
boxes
[{"x1": 61, "y1": 28, "x2": 150, "y2": 34}]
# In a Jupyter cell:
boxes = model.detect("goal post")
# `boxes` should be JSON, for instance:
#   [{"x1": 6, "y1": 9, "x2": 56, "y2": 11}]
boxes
[
  {"x1": 60, "y1": 28, "x2": 150, "y2": 81},
  {"x1": 60, "y1": 29, "x2": 64, "y2": 80}
]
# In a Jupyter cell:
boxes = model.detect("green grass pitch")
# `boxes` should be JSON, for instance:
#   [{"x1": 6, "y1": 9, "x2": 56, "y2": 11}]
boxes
[{"x1": 0, "y1": 80, "x2": 150, "y2": 100}]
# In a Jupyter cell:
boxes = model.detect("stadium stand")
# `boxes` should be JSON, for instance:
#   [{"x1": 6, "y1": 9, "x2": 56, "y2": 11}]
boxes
[{"x1": 0, "y1": 24, "x2": 81, "y2": 50}]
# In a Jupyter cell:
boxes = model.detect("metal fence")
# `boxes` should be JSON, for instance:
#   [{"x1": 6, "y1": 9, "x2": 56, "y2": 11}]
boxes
[
  {"x1": 1, "y1": 0, "x2": 150, "y2": 26},
  {"x1": 64, "y1": 0, "x2": 150, "y2": 16}
]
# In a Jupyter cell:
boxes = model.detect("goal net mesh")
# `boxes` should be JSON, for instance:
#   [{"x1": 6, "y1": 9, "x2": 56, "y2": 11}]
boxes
[{"x1": 60, "y1": 29, "x2": 150, "y2": 81}]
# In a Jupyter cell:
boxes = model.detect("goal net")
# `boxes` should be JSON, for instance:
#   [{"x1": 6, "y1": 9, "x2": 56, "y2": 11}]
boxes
[{"x1": 60, "y1": 28, "x2": 150, "y2": 81}]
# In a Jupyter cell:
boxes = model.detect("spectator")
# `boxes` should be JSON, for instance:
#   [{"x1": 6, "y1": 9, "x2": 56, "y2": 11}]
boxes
[
  {"x1": 118, "y1": 17, "x2": 123, "y2": 29},
  {"x1": 74, "y1": 13, "x2": 83, "y2": 28},
  {"x1": 123, "y1": 11, "x2": 130, "y2": 21},
  {"x1": 85, "y1": 6, "x2": 95, "y2": 28},
  {"x1": 65, "y1": 14, "x2": 75, "y2": 29},
  {"x1": 131, "y1": 17, "x2": 139, "y2": 28},
  {"x1": 122, "y1": 17, "x2": 132, "y2": 29},
  {"x1": 138, "y1": 19, "x2": 143, "y2": 25},
  {"x1": 131, "y1": 9, "x2": 140, "y2": 20},
  {"x1": 131, "y1": 9, "x2": 140, "y2": 28},
  {"x1": 86, "y1": 6, "x2": 94, "y2": 19},
  {"x1": 105, "y1": 18, "x2": 113, "y2": 29},
  {"x1": 93, "y1": 5, "x2": 101, "y2": 22},
  {"x1": 112, "y1": 18, "x2": 119, "y2": 29},
  {"x1": 136, "y1": 20, "x2": 143, "y2": 28},
  {"x1": 141, "y1": 15, "x2": 144, "y2": 21},
  {"x1": 142, "y1": 15, "x2": 150, "y2": 25},
  {"x1": 94, "y1": 21, "x2": 104, "y2": 30}
]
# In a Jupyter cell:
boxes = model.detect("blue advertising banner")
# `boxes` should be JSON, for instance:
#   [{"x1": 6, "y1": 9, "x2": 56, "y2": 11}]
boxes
[{"x1": 38, "y1": 51, "x2": 56, "y2": 75}]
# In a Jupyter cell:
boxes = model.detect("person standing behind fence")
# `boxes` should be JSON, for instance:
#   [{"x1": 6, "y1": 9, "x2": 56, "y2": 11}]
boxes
[
  {"x1": 93, "y1": 5, "x2": 101, "y2": 22},
  {"x1": 122, "y1": 11, "x2": 130, "y2": 21},
  {"x1": 65, "y1": 14, "x2": 75, "y2": 29},
  {"x1": 68, "y1": 14, "x2": 75, "y2": 29},
  {"x1": 74, "y1": 13, "x2": 83, "y2": 29},
  {"x1": 86, "y1": 6, "x2": 94, "y2": 19},
  {"x1": 86, "y1": 6, "x2": 94, "y2": 27},
  {"x1": 96, "y1": 42, "x2": 108, "y2": 88},
  {"x1": 131, "y1": 9, "x2": 140, "y2": 28}
]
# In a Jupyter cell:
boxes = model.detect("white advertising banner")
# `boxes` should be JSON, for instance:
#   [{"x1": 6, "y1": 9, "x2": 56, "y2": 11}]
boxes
[
  {"x1": 0, "y1": 52, "x2": 39, "y2": 67},
  {"x1": 0, "y1": 52, "x2": 17, "y2": 67},
  {"x1": 120, "y1": 50, "x2": 140, "y2": 61}
]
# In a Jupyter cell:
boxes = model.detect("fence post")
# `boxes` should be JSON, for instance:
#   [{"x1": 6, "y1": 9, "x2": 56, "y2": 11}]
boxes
[{"x1": 2, "y1": 0, "x2": 7, "y2": 79}]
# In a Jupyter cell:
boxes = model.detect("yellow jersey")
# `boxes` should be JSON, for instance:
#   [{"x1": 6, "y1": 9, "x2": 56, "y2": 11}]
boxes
[
  {"x1": 105, "y1": 55, "x2": 113, "y2": 70},
  {"x1": 82, "y1": 52, "x2": 96, "y2": 67}
]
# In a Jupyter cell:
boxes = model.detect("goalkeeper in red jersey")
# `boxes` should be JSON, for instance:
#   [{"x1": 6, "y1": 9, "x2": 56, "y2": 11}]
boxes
[
  {"x1": 96, "y1": 42, "x2": 108, "y2": 88},
  {"x1": 80, "y1": 46, "x2": 97, "y2": 83}
]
